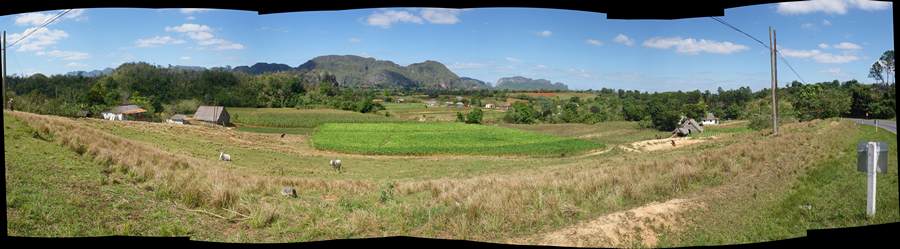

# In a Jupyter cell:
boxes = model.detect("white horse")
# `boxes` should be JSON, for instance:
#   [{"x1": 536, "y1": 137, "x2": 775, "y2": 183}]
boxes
[
  {"x1": 219, "y1": 151, "x2": 232, "y2": 161},
  {"x1": 330, "y1": 159, "x2": 342, "y2": 173}
]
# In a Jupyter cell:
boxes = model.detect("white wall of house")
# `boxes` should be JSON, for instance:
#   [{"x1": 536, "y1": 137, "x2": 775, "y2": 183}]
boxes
[
  {"x1": 102, "y1": 112, "x2": 123, "y2": 121},
  {"x1": 701, "y1": 120, "x2": 718, "y2": 125}
]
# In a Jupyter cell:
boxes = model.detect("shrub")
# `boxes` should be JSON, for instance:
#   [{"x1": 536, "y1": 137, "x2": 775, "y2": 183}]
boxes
[{"x1": 465, "y1": 108, "x2": 483, "y2": 124}]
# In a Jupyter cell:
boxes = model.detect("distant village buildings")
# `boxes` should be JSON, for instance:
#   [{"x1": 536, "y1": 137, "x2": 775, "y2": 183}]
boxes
[
  {"x1": 167, "y1": 114, "x2": 188, "y2": 125},
  {"x1": 701, "y1": 112, "x2": 719, "y2": 125}
]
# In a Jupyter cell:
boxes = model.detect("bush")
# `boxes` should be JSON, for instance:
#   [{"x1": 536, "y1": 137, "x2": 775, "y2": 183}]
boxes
[
  {"x1": 746, "y1": 98, "x2": 797, "y2": 130},
  {"x1": 503, "y1": 102, "x2": 537, "y2": 124},
  {"x1": 465, "y1": 108, "x2": 483, "y2": 124}
]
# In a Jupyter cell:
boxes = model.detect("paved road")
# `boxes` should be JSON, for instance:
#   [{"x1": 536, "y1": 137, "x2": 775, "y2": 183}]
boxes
[{"x1": 847, "y1": 118, "x2": 897, "y2": 134}]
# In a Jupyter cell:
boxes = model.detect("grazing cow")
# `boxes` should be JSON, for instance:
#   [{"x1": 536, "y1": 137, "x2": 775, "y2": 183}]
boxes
[
  {"x1": 219, "y1": 151, "x2": 232, "y2": 161},
  {"x1": 670, "y1": 140, "x2": 676, "y2": 147},
  {"x1": 281, "y1": 187, "x2": 297, "y2": 198},
  {"x1": 330, "y1": 159, "x2": 342, "y2": 173},
  {"x1": 280, "y1": 133, "x2": 286, "y2": 138}
]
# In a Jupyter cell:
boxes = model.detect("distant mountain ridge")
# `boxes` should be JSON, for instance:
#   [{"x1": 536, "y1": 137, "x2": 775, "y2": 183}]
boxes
[
  {"x1": 495, "y1": 76, "x2": 568, "y2": 90},
  {"x1": 63, "y1": 55, "x2": 570, "y2": 90},
  {"x1": 296, "y1": 55, "x2": 489, "y2": 90},
  {"x1": 65, "y1": 68, "x2": 114, "y2": 77},
  {"x1": 233, "y1": 63, "x2": 294, "y2": 74}
]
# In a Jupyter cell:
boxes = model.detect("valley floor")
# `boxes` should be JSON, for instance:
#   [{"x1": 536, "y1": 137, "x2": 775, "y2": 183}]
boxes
[{"x1": 5, "y1": 110, "x2": 898, "y2": 246}]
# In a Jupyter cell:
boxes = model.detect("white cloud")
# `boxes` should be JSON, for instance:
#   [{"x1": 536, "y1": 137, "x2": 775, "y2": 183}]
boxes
[
  {"x1": 179, "y1": 8, "x2": 212, "y2": 14},
  {"x1": 776, "y1": 0, "x2": 891, "y2": 15},
  {"x1": 851, "y1": 0, "x2": 893, "y2": 10},
  {"x1": 536, "y1": 30, "x2": 552, "y2": 37},
  {"x1": 420, "y1": 8, "x2": 461, "y2": 24},
  {"x1": 449, "y1": 62, "x2": 487, "y2": 70},
  {"x1": 165, "y1": 23, "x2": 243, "y2": 50},
  {"x1": 7, "y1": 27, "x2": 68, "y2": 52},
  {"x1": 15, "y1": 12, "x2": 55, "y2": 26},
  {"x1": 586, "y1": 39, "x2": 603, "y2": 46},
  {"x1": 180, "y1": 56, "x2": 191, "y2": 60},
  {"x1": 14, "y1": 9, "x2": 86, "y2": 26},
  {"x1": 135, "y1": 36, "x2": 185, "y2": 47},
  {"x1": 821, "y1": 67, "x2": 846, "y2": 76},
  {"x1": 780, "y1": 48, "x2": 860, "y2": 63},
  {"x1": 822, "y1": 19, "x2": 832, "y2": 26},
  {"x1": 535, "y1": 64, "x2": 547, "y2": 69},
  {"x1": 348, "y1": 37, "x2": 362, "y2": 43},
  {"x1": 36, "y1": 50, "x2": 90, "y2": 60},
  {"x1": 613, "y1": 34, "x2": 635, "y2": 46},
  {"x1": 186, "y1": 16, "x2": 196, "y2": 20},
  {"x1": 642, "y1": 37, "x2": 749, "y2": 54},
  {"x1": 165, "y1": 23, "x2": 212, "y2": 33},
  {"x1": 366, "y1": 10, "x2": 423, "y2": 28},
  {"x1": 818, "y1": 43, "x2": 830, "y2": 49},
  {"x1": 65, "y1": 62, "x2": 87, "y2": 68},
  {"x1": 832, "y1": 42, "x2": 862, "y2": 50},
  {"x1": 505, "y1": 57, "x2": 522, "y2": 63}
]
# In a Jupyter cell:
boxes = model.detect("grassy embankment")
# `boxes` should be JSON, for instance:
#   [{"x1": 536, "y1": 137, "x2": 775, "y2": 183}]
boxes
[{"x1": 7, "y1": 110, "x2": 892, "y2": 245}]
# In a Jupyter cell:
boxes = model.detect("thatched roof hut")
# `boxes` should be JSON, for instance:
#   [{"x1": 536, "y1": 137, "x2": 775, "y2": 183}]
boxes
[
  {"x1": 193, "y1": 106, "x2": 230, "y2": 125},
  {"x1": 673, "y1": 118, "x2": 703, "y2": 136}
]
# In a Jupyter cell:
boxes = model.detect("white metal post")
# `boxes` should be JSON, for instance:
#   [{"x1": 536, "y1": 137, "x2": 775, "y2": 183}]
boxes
[{"x1": 867, "y1": 142, "x2": 877, "y2": 217}]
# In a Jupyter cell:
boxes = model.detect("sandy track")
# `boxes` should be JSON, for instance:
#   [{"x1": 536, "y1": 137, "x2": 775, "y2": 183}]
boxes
[
  {"x1": 509, "y1": 198, "x2": 705, "y2": 247},
  {"x1": 620, "y1": 136, "x2": 717, "y2": 152}
]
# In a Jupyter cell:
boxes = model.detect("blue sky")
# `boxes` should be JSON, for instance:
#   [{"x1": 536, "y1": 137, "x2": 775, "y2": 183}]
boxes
[{"x1": 1, "y1": 1, "x2": 893, "y2": 91}]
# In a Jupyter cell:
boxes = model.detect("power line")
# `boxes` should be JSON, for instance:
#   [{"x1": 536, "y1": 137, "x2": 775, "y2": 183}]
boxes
[
  {"x1": 709, "y1": 16, "x2": 807, "y2": 84},
  {"x1": 5, "y1": 9, "x2": 71, "y2": 49},
  {"x1": 710, "y1": 16, "x2": 768, "y2": 49},
  {"x1": 776, "y1": 51, "x2": 806, "y2": 84}
]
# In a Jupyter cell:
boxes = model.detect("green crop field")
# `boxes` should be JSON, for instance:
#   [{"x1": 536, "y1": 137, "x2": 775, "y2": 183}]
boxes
[
  {"x1": 311, "y1": 122, "x2": 604, "y2": 156},
  {"x1": 230, "y1": 108, "x2": 401, "y2": 134}
]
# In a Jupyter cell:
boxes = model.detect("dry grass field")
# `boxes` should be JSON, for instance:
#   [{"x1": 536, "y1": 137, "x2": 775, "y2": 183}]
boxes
[{"x1": 5, "y1": 110, "x2": 897, "y2": 246}]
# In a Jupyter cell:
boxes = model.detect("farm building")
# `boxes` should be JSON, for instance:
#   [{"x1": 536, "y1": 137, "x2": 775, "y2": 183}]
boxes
[
  {"x1": 673, "y1": 118, "x2": 704, "y2": 136},
  {"x1": 101, "y1": 105, "x2": 147, "y2": 121},
  {"x1": 167, "y1": 114, "x2": 188, "y2": 124},
  {"x1": 701, "y1": 112, "x2": 719, "y2": 125},
  {"x1": 455, "y1": 102, "x2": 465, "y2": 108},
  {"x1": 485, "y1": 103, "x2": 495, "y2": 109},
  {"x1": 193, "y1": 106, "x2": 230, "y2": 126},
  {"x1": 424, "y1": 99, "x2": 438, "y2": 107},
  {"x1": 497, "y1": 102, "x2": 511, "y2": 111}
]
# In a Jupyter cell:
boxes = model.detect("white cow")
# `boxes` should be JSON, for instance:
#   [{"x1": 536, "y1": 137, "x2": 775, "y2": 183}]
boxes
[
  {"x1": 330, "y1": 159, "x2": 342, "y2": 173},
  {"x1": 219, "y1": 151, "x2": 232, "y2": 161}
]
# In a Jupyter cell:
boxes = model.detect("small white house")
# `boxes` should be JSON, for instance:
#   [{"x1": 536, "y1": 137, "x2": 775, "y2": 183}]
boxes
[
  {"x1": 166, "y1": 114, "x2": 188, "y2": 125},
  {"x1": 101, "y1": 105, "x2": 146, "y2": 121},
  {"x1": 701, "y1": 113, "x2": 719, "y2": 125},
  {"x1": 485, "y1": 103, "x2": 495, "y2": 109}
]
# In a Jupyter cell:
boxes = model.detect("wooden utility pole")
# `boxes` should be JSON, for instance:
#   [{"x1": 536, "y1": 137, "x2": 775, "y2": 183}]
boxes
[
  {"x1": 769, "y1": 27, "x2": 778, "y2": 135},
  {"x1": 2, "y1": 31, "x2": 6, "y2": 110}
]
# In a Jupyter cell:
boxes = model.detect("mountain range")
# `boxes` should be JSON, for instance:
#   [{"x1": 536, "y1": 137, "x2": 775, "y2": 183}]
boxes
[
  {"x1": 65, "y1": 55, "x2": 569, "y2": 90},
  {"x1": 495, "y1": 76, "x2": 569, "y2": 91}
]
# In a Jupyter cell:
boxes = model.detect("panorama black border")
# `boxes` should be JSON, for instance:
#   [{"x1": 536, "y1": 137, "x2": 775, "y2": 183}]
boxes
[
  {"x1": 1, "y1": 0, "x2": 898, "y2": 248},
  {"x1": 1, "y1": 0, "x2": 798, "y2": 19}
]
